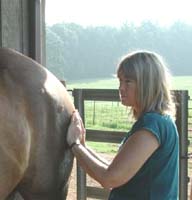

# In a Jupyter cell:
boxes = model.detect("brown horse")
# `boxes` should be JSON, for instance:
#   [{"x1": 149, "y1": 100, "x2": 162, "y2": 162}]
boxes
[{"x1": 0, "y1": 48, "x2": 75, "y2": 200}]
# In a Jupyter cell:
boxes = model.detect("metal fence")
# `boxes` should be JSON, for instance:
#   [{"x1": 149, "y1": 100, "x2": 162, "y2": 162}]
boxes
[{"x1": 73, "y1": 89, "x2": 189, "y2": 200}]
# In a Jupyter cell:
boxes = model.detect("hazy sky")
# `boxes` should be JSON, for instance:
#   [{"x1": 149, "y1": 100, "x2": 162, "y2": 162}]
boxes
[{"x1": 46, "y1": 0, "x2": 192, "y2": 27}]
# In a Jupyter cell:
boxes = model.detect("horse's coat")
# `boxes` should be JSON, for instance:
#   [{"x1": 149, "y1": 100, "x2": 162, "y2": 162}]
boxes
[{"x1": 0, "y1": 48, "x2": 75, "y2": 200}]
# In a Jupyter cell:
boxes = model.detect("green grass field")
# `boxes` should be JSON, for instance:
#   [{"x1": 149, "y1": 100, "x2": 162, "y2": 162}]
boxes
[{"x1": 67, "y1": 76, "x2": 192, "y2": 96}]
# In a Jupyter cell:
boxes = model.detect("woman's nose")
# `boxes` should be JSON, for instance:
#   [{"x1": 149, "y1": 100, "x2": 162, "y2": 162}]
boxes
[{"x1": 119, "y1": 83, "x2": 125, "y2": 91}]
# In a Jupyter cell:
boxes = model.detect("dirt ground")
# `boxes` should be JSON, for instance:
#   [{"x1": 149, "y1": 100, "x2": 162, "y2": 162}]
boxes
[{"x1": 67, "y1": 153, "x2": 113, "y2": 200}]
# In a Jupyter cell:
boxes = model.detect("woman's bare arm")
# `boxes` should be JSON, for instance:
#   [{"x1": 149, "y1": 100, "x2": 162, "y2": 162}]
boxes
[{"x1": 71, "y1": 129, "x2": 159, "y2": 189}]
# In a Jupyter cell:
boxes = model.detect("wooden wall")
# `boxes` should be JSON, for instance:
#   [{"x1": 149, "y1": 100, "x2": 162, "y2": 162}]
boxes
[{"x1": 0, "y1": 0, "x2": 45, "y2": 64}]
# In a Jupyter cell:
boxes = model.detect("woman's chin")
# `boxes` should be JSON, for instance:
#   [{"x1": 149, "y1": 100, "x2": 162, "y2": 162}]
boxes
[{"x1": 120, "y1": 100, "x2": 128, "y2": 106}]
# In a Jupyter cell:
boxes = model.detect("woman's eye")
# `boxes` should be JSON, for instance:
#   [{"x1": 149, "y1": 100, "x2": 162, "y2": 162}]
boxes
[
  {"x1": 119, "y1": 79, "x2": 133, "y2": 84},
  {"x1": 126, "y1": 80, "x2": 131, "y2": 83}
]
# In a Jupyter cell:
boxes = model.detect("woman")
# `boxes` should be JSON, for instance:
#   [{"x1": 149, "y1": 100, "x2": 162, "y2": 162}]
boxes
[{"x1": 67, "y1": 50, "x2": 179, "y2": 200}]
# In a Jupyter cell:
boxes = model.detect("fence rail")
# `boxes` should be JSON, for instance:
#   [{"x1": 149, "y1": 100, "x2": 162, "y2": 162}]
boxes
[{"x1": 73, "y1": 89, "x2": 189, "y2": 200}]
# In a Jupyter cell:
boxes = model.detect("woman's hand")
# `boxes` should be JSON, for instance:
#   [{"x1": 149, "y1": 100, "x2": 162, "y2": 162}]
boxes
[{"x1": 67, "y1": 110, "x2": 86, "y2": 146}]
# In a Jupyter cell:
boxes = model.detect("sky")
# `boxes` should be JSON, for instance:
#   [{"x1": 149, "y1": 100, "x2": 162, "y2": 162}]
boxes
[{"x1": 45, "y1": 0, "x2": 192, "y2": 27}]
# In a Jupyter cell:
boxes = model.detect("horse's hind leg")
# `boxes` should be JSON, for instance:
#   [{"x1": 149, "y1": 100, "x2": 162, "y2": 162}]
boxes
[
  {"x1": 0, "y1": 140, "x2": 30, "y2": 199},
  {"x1": 0, "y1": 152, "x2": 22, "y2": 199},
  {"x1": 0, "y1": 97, "x2": 31, "y2": 199},
  {"x1": 0, "y1": 127, "x2": 30, "y2": 199}
]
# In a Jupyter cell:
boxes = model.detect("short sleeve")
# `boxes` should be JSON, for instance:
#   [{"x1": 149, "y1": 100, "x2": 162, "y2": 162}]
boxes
[{"x1": 132, "y1": 113, "x2": 167, "y2": 145}]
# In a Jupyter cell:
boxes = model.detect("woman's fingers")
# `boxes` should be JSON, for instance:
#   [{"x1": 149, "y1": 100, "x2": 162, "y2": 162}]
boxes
[
  {"x1": 67, "y1": 110, "x2": 86, "y2": 146},
  {"x1": 67, "y1": 110, "x2": 85, "y2": 145},
  {"x1": 72, "y1": 111, "x2": 85, "y2": 130},
  {"x1": 71, "y1": 111, "x2": 81, "y2": 123}
]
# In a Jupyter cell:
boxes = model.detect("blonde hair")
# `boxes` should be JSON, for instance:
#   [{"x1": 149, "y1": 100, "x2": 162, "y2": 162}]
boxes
[{"x1": 117, "y1": 50, "x2": 175, "y2": 119}]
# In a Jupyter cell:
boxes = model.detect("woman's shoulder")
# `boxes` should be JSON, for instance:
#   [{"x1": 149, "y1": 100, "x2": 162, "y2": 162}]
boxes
[
  {"x1": 133, "y1": 112, "x2": 174, "y2": 131},
  {"x1": 141, "y1": 112, "x2": 172, "y2": 122},
  {"x1": 132, "y1": 112, "x2": 177, "y2": 144}
]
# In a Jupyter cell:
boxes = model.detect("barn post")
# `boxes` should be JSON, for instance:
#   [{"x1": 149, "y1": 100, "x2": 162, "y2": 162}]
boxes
[
  {"x1": 28, "y1": 0, "x2": 45, "y2": 65},
  {"x1": 0, "y1": 0, "x2": 45, "y2": 64}
]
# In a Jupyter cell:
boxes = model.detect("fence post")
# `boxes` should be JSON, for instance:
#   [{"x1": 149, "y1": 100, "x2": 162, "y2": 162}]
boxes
[
  {"x1": 175, "y1": 90, "x2": 189, "y2": 200},
  {"x1": 73, "y1": 89, "x2": 87, "y2": 200}
]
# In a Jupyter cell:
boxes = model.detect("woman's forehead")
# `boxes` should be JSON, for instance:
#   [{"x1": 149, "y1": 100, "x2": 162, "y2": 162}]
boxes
[
  {"x1": 118, "y1": 67, "x2": 136, "y2": 80},
  {"x1": 118, "y1": 73, "x2": 135, "y2": 81}
]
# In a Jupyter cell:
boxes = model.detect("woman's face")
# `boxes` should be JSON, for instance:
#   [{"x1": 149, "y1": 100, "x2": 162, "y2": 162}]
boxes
[{"x1": 118, "y1": 72, "x2": 138, "y2": 110}]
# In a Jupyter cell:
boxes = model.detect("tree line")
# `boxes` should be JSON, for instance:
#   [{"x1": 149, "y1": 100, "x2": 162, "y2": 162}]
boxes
[{"x1": 46, "y1": 21, "x2": 192, "y2": 81}]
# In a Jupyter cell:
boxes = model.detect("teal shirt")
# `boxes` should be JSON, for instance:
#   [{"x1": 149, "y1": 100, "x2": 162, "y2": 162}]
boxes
[{"x1": 109, "y1": 112, "x2": 179, "y2": 200}]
